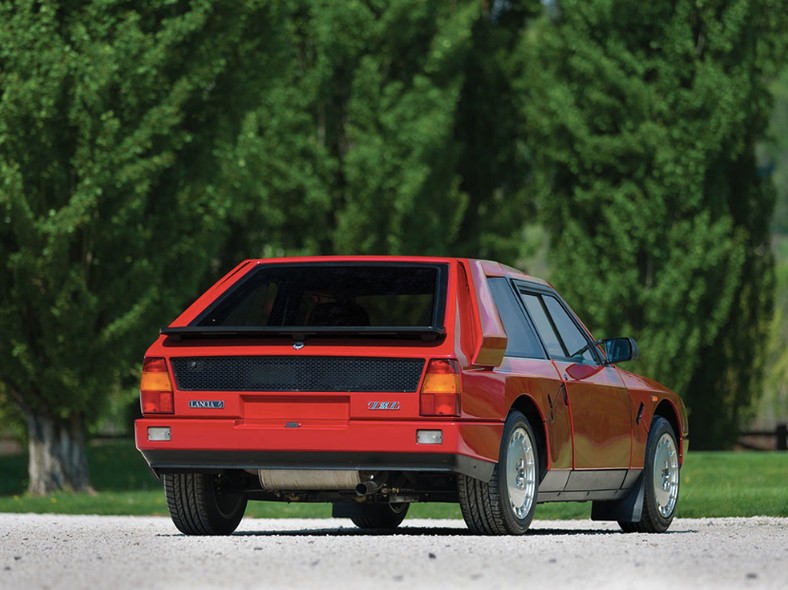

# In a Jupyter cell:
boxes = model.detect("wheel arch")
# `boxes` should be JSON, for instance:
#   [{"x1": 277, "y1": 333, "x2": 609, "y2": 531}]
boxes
[
  {"x1": 510, "y1": 394, "x2": 549, "y2": 481},
  {"x1": 653, "y1": 400, "x2": 683, "y2": 465}
]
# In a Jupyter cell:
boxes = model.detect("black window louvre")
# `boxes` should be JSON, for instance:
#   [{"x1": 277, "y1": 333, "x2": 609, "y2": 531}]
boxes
[{"x1": 170, "y1": 356, "x2": 426, "y2": 393}]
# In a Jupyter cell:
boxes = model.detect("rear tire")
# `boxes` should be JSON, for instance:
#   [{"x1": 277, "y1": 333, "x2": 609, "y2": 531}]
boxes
[
  {"x1": 458, "y1": 411, "x2": 539, "y2": 535},
  {"x1": 618, "y1": 416, "x2": 680, "y2": 533},
  {"x1": 349, "y1": 503, "x2": 409, "y2": 530},
  {"x1": 163, "y1": 472, "x2": 247, "y2": 535}
]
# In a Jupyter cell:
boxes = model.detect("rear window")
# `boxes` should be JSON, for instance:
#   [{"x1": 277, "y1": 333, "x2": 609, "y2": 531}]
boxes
[{"x1": 194, "y1": 264, "x2": 447, "y2": 329}]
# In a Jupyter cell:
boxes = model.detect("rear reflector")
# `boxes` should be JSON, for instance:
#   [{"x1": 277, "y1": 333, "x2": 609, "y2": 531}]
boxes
[
  {"x1": 140, "y1": 357, "x2": 174, "y2": 415},
  {"x1": 147, "y1": 426, "x2": 171, "y2": 441},
  {"x1": 420, "y1": 358, "x2": 461, "y2": 417},
  {"x1": 141, "y1": 390, "x2": 174, "y2": 414},
  {"x1": 417, "y1": 429, "x2": 443, "y2": 444}
]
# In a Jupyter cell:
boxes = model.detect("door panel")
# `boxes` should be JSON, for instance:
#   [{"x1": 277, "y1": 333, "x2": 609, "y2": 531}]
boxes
[
  {"x1": 514, "y1": 283, "x2": 634, "y2": 473},
  {"x1": 554, "y1": 360, "x2": 632, "y2": 469}
]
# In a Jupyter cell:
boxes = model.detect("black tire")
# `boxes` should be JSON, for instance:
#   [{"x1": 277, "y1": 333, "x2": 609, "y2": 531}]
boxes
[
  {"x1": 349, "y1": 502, "x2": 409, "y2": 530},
  {"x1": 618, "y1": 416, "x2": 680, "y2": 533},
  {"x1": 458, "y1": 411, "x2": 539, "y2": 535},
  {"x1": 163, "y1": 472, "x2": 247, "y2": 535}
]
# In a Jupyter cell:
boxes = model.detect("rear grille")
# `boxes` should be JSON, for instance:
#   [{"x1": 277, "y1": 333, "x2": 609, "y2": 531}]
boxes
[{"x1": 170, "y1": 357, "x2": 425, "y2": 393}]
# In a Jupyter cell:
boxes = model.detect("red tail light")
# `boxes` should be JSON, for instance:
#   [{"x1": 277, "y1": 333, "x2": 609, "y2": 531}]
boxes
[
  {"x1": 140, "y1": 357, "x2": 174, "y2": 414},
  {"x1": 420, "y1": 358, "x2": 461, "y2": 417}
]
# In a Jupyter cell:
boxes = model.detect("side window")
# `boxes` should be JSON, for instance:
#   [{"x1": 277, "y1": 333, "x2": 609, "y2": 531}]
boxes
[
  {"x1": 543, "y1": 296, "x2": 597, "y2": 363},
  {"x1": 487, "y1": 278, "x2": 546, "y2": 359},
  {"x1": 520, "y1": 294, "x2": 565, "y2": 358}
]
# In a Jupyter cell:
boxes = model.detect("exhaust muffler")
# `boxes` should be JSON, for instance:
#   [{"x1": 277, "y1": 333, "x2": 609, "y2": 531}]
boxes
[{"x1": 258, "y1": 469, "x2": 361, "y2": 491}]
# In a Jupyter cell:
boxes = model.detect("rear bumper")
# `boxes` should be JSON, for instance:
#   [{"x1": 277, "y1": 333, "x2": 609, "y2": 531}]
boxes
[
  {"x1": 135, "y1": 418, "x2": 501, "y2": 481},
  {"x1": 138, "y1": 449, "x2": 494, "y2": 480}
]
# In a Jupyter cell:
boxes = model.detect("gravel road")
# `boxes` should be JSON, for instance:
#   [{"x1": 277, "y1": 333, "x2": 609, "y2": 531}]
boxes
[{"x1": 1, "y1": 514, "x2": 786, "y2": 589}]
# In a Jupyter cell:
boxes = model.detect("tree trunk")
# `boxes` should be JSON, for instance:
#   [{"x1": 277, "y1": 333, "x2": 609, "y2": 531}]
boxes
[{"x1": 26, "y1": 412, "x2": 94, "y2": 495}]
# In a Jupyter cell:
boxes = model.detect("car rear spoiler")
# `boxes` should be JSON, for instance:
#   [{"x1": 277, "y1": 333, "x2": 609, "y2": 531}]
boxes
[{"x1": 161, "y1": 326, "x2": 447, "y2": 342}]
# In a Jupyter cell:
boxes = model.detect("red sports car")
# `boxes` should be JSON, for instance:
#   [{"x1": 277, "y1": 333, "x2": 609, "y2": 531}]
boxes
[{"x1": 135, "y1": 256, "x2": 688, "y2": 535}]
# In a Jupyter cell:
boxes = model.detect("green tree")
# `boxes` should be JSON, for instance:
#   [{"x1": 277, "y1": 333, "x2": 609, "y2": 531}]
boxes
[
  {"x1": 217, "y1": 0, "x2": 476, "y2": 259},
  {"x1": 760, "y1": 67, "x2": 788, "y2": 234},
  {"x1": 0, "y1": 0, "x2": 282, "y2": 493},
  {"x1": 453, "y1": 2, "x2": 540, "y2": 261},
  {"x1": 214, "y1": 0, "x2": 539, "y2": 263},
  {"x1": 520, "y1": 0, "x2": 788, "y2": 448},
  {"x1": 755, "y1": 66, "x2": 788, "y2": 428}
]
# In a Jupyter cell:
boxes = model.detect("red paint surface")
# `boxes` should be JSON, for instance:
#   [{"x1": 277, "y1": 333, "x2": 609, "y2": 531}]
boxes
[
  {"x1": 136, "y1": 256, "x2": 688, "y2": 484},
  {"x1": 555, "y1": 361, "x2": 632, "y2": 469}
]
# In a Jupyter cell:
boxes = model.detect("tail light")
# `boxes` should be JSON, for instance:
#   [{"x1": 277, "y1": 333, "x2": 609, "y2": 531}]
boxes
[
  {"x1": 140, "y1": 357, "x2": 174, "y2": 414},
  {"x1": 420, "y1": 358, "x2": 461, "y2": 417}
]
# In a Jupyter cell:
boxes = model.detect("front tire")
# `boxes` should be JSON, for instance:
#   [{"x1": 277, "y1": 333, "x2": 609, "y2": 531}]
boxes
[
  {"x1": 458, "y1": 411, "x2": 539, "y2": 535},
  {"x1": 163, "y1": 472, "x2": 247, "y2": 535},
  {"x1": 349, "y1": 502, "x2": 409, "y2": 530},
  {"x1": 619, "y1": 416, "x2": 680, "y2": 533}
]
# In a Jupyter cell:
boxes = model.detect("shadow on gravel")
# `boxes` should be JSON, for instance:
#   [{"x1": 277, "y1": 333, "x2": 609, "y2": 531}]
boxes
[{"x1": 157, "y1": 526, "x2": 696, "y2": 538}]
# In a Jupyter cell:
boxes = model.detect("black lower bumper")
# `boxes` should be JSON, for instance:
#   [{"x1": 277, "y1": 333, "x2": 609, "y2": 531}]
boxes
[{"x1": 140, "y1": 449, "x2": 495, "y2": 481}]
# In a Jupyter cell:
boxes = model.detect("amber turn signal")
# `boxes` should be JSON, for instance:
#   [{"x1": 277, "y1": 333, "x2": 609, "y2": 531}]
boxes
[
  {"x1": 420, "y1": 358, "x2": 461, "y2": 417},
  {"x1": 140, "y1": 357, "x2": 174, "y2": 414}
]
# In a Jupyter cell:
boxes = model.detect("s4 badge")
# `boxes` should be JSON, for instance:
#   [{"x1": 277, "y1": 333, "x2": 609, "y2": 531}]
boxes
[{"x1": 368, "y1": 401, "x2": 400, "y2": 410}]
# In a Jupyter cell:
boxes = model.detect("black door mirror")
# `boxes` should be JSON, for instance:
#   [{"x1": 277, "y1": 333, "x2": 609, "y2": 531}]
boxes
[{"x1": 602, "y1": 337, "x2": 639, "y2": 365}]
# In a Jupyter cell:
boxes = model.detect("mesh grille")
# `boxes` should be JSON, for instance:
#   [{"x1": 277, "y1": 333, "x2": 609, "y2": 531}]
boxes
[{"x1": 170, "y1": 357, "x2": 425, "y2": 393}]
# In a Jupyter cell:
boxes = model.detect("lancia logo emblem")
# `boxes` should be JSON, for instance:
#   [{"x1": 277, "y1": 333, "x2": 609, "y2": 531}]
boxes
[
  {"x1": 189, "y1": 400, "x2": 224, "y2": 409},
  {"x1": 293, "y1": 341, "x2": 305, "y2": 350}
]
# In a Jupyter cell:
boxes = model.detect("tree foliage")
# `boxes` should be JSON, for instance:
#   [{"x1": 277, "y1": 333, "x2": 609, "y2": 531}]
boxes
[
  {"x1": 755, "y1": 66, "x2": 788, "y2": 427},
  {"x1": 761, "y1": 65, "x2": 788, "y2": 234},
  {"x1": 520, "y1": 0, "x2": 788, "y2": 448},
  {"x1": 453, "y1": 2, "x2": 539, "y2": 261},
  {"x1": 214, "y1": 0, "x2": 535, "y2": 262},
  {"x1": 0, "y1": 0, "x2": 282, "y2": 492}
]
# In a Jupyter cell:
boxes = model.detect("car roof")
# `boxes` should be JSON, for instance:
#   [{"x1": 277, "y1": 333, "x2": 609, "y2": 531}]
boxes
[{"x1": 238, "y1": 255, "x2": 552, "y2": 288}]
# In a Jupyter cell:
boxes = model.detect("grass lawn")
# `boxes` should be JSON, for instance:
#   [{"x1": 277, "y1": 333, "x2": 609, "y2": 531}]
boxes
[{"x1": 0, "y1": 441, "x2": 785, "y2": 519}]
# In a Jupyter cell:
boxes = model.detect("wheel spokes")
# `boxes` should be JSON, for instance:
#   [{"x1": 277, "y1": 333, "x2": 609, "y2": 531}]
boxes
[
  {"x1": 506, "y1": 427, "x2": 536, "y2": 520},
  {"x1": 652, "y1": 433, "x2": 679, "y2": 518}
]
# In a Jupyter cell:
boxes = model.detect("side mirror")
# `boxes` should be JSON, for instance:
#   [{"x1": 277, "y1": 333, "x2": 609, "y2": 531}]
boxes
[{"x1": 602, "y1": 337, "x2": 639, "y2": 365}]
